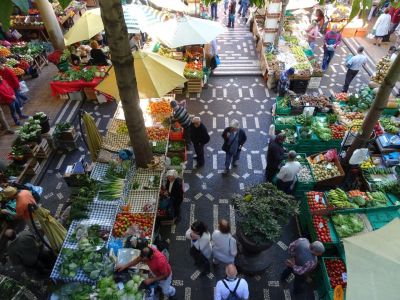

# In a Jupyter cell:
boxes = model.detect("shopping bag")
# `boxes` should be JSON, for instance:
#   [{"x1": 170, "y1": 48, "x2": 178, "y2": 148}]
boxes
[
  {"x1": 19, "y1": 81, "x2": 29, "y2": 94},
  {"x1": 215, "y1": 55, "x2": 221, "y2": 66}
]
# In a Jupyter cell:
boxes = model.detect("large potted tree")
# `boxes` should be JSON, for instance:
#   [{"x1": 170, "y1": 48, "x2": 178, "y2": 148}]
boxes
[{"x1": 233, "y1": 182, "x2": 299, "y2": 274}]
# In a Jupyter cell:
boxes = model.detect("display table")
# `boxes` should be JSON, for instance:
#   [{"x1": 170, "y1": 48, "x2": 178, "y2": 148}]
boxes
[{"x1": 50, "y1": 77, "x2": 103, "y2": 97}]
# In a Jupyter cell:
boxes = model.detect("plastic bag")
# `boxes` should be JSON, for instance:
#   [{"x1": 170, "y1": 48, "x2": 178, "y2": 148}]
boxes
[
  {"x1": 324, "y1": 149, "x2": 338, "y2": 161},
  {"x1": 19, "y1": 81, "x2": 29, "y2": 94}
]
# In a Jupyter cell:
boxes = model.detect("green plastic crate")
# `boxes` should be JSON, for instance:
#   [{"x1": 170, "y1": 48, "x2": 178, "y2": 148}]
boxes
[
  {"x1": 273, "y1": 116, "x2": 297, "y2": 130},
  {"x1": 307, "y1": 213, "x2": 340, "y2": 247},
  {"x1": 275, "y1": 97, "x2": 291, "y2": 115},
  {"x1": 382, "y1": 108, "x2": 398, "y2": 116},
  {"x1": 366, "y1": 207, "x2": 400, "y2": 230},
  {"x1": 320, "y1": 257, "x2": 347, "y2": 298}
]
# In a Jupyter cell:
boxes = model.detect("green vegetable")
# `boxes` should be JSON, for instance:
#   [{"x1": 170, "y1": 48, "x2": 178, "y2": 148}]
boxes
[
  {"x1": 151, "y1": 140, "x2": 168, "y2": 154},
  {"x1": 332, "y1": 214, "x2": 364, "y2": 238},
  {"x1": 132, "y1": 181, "x2": 140, "y2": 190},
  {"x1": 98, "y1": 175, "x2": 124, "y2": 200},
  {"x1": 170, "y1": 156, "x2": 182, "y2": 166},
  {"x1": 169, "y1": 141, "x2": 185, "y2": 152}
]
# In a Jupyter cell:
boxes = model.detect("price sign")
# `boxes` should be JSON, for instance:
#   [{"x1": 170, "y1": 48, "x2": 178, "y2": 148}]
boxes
[
  {"x1": 319, "y1": 222, "x2": 324, "y2": 229},
  {"x1": 327, "y1": 163, "x2": 333, "y2": 170},
  {"x1": 152, "y1": 141, "x2": 157, "y2": 147},
  {"x1": 315, "y1": 195, "x2": 320, "y2": 202},
  {"x1": 342, "y1": 272, "x2": 347, "y2": 283}
]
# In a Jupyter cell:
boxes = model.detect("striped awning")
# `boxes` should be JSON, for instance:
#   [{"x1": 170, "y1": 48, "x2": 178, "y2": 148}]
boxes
[{"x1": 123, "y1": 4, "x2": 166, "y2": 34}]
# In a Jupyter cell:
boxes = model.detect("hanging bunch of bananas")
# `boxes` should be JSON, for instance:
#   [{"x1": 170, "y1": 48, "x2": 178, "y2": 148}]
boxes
[{"x1": 82, "y1": 112, "x2": 102, "y2": 161}]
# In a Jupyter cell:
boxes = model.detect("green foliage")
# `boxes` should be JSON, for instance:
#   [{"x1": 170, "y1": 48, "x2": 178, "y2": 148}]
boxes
[
  {"x1": 234, "y1": 183, "x2": 299, "y2": 243},
  {"x1": 58, "y1": 0, "x2": 73, "y2": 9},
  {"x1": 0, "y1": 1, "x2": 14, "y2": 31}
]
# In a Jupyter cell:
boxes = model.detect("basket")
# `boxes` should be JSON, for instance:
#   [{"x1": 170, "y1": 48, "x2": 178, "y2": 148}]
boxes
[{"x1": 169, "y1": 128, "x2": 184, "y2": 141}]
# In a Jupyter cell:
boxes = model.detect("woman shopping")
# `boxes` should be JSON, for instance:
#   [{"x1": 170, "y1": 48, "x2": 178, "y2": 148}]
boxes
[{"x1": 186, "y1": 221, "x2": 212, "y2": 276}]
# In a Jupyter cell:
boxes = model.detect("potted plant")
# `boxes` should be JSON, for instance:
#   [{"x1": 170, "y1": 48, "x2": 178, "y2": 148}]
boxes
[
  {"x1": 53, "y1": 122, "x2": 74, "y2": 141},
  {"x1": 33, "y1": 112, "x2": 50, "y2": 133},
  {"x1": 234, "y1": 183, "x2": 299, "y2": 253},
  {"x1": 17, "y1": 118, "x2": 42, "y2": 144},
  {"x1": 8, "y1": 144, "x2": 32, "y2": 164}
]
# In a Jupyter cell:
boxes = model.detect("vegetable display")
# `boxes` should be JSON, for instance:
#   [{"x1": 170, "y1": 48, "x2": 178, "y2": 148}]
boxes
[
  {"x1": 309, "y1": 161, "x2": 341, "y2": 182},
  {"x1": 380, "y1": 117, "x2": 399, "y2": 134},
  {"x1": 291, "y1": 94, "x2": 330, "y2": 108},
  {"x1": 307, "y1": 191, "x2": 327, "y2": 212},
  {"x1": 170, "y1": 156, "x2": 183, "y2": 166},
  {"x1": 168, "y1": 141, "x2": 185, "y2": 152},
  {"x1": 332, "y1": 214, "x2": 364, "y2": 238},
  {"x1": 327, "y1": 188, "x2": 355, "y2": 209},
  {"x1": 148, "y1": 99, "x2": 172, "y2": 116},
  {"x1": 329, "y1": 124, "x2": 346, "y2": 139},
  {"x1": 146, "y1": 127, "x2": 169, "y2": 141},
  {"x1": 297, "y1": 164, "x2": 313, "y2": 182},
  {"x1": 325, "y1": 258, "x2": 347, "y2": 289},
  {"x1": 112, "y1": 212, "x2": 154, "y2": 237},
  {"x1": 97, "y1": 275, "x2": 145, "y2": 300},
  {"x1": 312, "y1": 215, "x2": 332, "y2": 243},
  {"x1": 98, "y1": 176, "x2": 124, "y2": 200},
  {"x1": 277, "y1": 95, "x2": 290, "y2": 109},
  {"x1": 280, "y1": 128, "x2": 296, "y2": 144},
  {"x1": 151, "y1": 140, "x2": 168, "y2": 154},
  {"x1": 275, "y1": 116, "x2": 297, "y2": 127}
]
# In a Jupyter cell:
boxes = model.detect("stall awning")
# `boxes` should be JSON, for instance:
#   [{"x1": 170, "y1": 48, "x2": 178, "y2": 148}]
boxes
[
  {"x1": 123, "y1": 4, "x2": 166, "y2": 34},
  {"x1": 286, "y1": 0, "x2": 318, "y2": 11}
]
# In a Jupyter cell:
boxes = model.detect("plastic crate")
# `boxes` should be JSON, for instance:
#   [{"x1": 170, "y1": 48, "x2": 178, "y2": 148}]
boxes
[
  {"x1": 307, "y1": 215, "x2": 340, "y2": 247},
  {"x1": 366, "y1": 207, "x2": 400, "y2": 230},
  {"x1": 382, "y1": 108, "x2": 398, "y2": 116},
  {"x1": 275, "y1": 97, "x2": 291, "y2": 115},
  {"x1": 320, "y1": 257, "x2": 347, "y2": 298},
  {"x1": 273, "y1": 116, "x2": 297, "y2": 130}
]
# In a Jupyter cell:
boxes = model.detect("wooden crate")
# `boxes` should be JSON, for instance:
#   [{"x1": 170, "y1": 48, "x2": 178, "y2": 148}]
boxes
[
  {"x1": 33, "y1": 139, "x2": 52, "y2": 159},
  {"x1": 26, "y1": 161, "x2": 40, "y2": 175},
  {"x1": 83, "y1": 88, "x2": 97, "y2": 100},
  {"x1": 186, "y1": 79, "x2": 202, "y2": 93},
  {"x1": 58, "y1": 127, "x2": 77, "y2": 141}
]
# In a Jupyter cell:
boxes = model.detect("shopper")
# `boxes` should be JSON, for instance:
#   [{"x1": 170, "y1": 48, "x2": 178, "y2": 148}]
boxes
[
  {"x1": 222, "y1": 119, "x2": 247, "y2": 173},
  {"x1": 314, "y1": 8, "x2": 325, "y2": 32},
  {"x1": 0, "y1": 64, "x2": 27, "y2": 107},
  {"x1": 116, "y1": 246, "x2": 177, "y2": 300},
  {"x1": 165, "y1": 170, "x2": 183, "y2": 223},
  {"x1": 186, "y1": 220, "x2": 212, "y2": 276},
  {"x1": 2, "y1": 187, "x2": 35, "y2": 220},
  {"x1": 89, "y1": 40, "x2": 109, "y2": 66},
  {"x1": 0, "y1": 76, "x2": 28, "y2": 125},
  {"x1": 228, "y1": 0, "x2": 237, "y2": 28},
  {"x1": 280, "y1": 238, "x2": 325, "y2": 294},
  {"x1": 277, "y1": 67, "x2": 295, "y2": 97},
  {"x1": 190, "y1": 116, "x2": 210, "y2": 168},
  {"x1": 321, "y1": 24, "x2": 342, "y2": 71},
  {"x1": 342, "y1": 46, "x2": 367, "y2": 93},
  {"x1": 238, "y1": 0, "x2": 250, "y2": 18},
  {"x1": 276, "y1": 150, "x2": 301, "y2": 194},
  {"x1": 215, "y1": 264, "x2": 249, "y2": 300},
  {"x1": 373, "y1": 8, "x2": 391, "y2": 46},
  {"x1": 265, "y1": 133, "x2": 286, "y2": 182},
  {"x1": 209, "y1": 39, "x2": 219, "y2": 70},
  {"x1": 211, "y1": 219, "x2": 238, "y2": 265},
  {"x1": 170, "y1": 100, "x2": 191, "y2": 145},
  {"x1": 0, "y1": 107, "x2": 14, "y2": 135},
  {"x1": 5, "y1": 229, "x2": 42, "y2": 268},
  {"x1": 210, "y1": 1, "x2": 218, "y2": 20},
  {"x1": 306, "y1": 21, "x2": 319, "y2": 51}
]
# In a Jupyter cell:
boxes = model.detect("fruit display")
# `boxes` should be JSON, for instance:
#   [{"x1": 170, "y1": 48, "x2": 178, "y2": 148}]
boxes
[
  {"x1": 312, "y1": 215, "x2": 332, "y2": 243},
  {"x1": 309, "y1": 161, "x2": 342, "y2": 182},
  {"x1": 290, "y1": 45, "x2": 311, "y2": 71},
  {"x1": 116, "y1": 122, "x2": 128, "y2": 134},
  {"x1": 184, "y1": 61, "x2": 203, "y2": 79},
  {"x1": 324, "y1": 258, "x2": 347, "y2": 289},
  {"x1": 148, "y1": 98, "x2": 172, "y2": 116},
  {"x1": 112, "y1": 212, "x2": 154, "y2": 237},
  {"x1": 380, "y1": 117, "x2": 399, "y2": 134},
  {"x1": 329, "y1": 124, "x2": 346, "y2": 139},
  {"x1": 12, "y1": 67, "x2": 24, "y2": 76},
  {"x1": 306, "y1": 191, "x2": 327, "y2": 212},
  {"x1": 158, "y1": 45, "x2": 173, "y2": 58},
  {"x1": 371, "y1": 56, "x2": 391, "y2": 84},
  {"x1": 333, "y1": 92, "x2": 348, "y2": 101},
  {"x1": 291, "y1": 94, "x2": 330, "y2": 108},
  {"x1": 332, "y1": 214, "x2": 365, "y2": 238},
  {"x1": 343, "y1": 86, "x2": 375, "y2": 112},
  {"x1": 373, "y1": 122, "x2": 384, "y2": 136},
  {"x1": 360, "y1": 157, "x2": 374, "y2": 169},
  {"x1": 327, "y1": 188, "x2": 354, "y2": 209},
  {"x1": 0, "y1": 47, "x2": 11, "y2": 58},
  {"x1": 297, "y1": 164, "x2": 313, "y2": 182},
  {"x1": 146, "y1": 126, "x2": 169, "y2": 141}
]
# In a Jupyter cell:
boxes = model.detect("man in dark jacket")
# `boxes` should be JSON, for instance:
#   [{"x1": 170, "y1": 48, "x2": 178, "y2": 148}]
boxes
[
  {"x1": 170, "y1": 100, "x2": 191, "y2": 145},
  {"x1": 190, "y1": 116, "x2": 210, "y2": 168},
  {"x1": 165, "y1": 170, "x2": 183, "y2": 223},
  {"x1": 266, "y1": 133, "x2": 286, "y2": 182},
  {"x1": 222, "y1": 119, "x2": 247, "y2": 172}
]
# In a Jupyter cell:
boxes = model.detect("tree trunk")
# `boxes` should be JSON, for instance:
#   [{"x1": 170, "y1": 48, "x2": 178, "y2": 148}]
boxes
[
  {"x1": 273, "y1": 0, "x2": 288, "y2": 47},
  {"x1": 98, "y1": 0, "x2": 153, "y2": 168},
  {"x1": 36, "y1": 0, "x2": 65, "y2": 50},
  {"x1": 344, "y1": 54, "x2": 400, "y2": 165}
]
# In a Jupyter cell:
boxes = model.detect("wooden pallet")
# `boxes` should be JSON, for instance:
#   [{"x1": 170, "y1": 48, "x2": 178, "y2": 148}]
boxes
[
  {"x1": 186, "y1": 79, "x2": 202, "y2": 93},
  {"x1": 33, "y1": 139, "x2": 52, "y2": 159}
]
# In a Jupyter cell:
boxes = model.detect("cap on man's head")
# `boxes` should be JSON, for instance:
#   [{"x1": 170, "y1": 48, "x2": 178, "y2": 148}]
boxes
[
  {"x1": 310, "y1": 241, "x2": 325, "y2": 255},
  {"x1": 357, "y1": 46, "x2": 364, "y2": 53},
  {"x1": 3, "y1": 186, "x2": 17, "y2": 198},
  {"x1": 170, "y1": 100, "x2": 177, "y2": 108},
  {"x1": 287, "y1": 68, "x2": 295, "y2": 75}
]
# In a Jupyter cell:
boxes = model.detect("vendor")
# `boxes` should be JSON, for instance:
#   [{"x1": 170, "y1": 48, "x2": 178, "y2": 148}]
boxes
[
  {"x1": 89, "y1": 40, "x2": 109, "y2": 66},
  {"x1": 116, "y1": 246, "x2": 177, "y2": 299},
  {"x1": 164, "y1": 170, "x2": 183, "y2": 223},
  {"x1": 276, "y1": 150, "x2": 301, "y2": 194},
  {"x1": 314, "y1": 8, "x2": 325, "y2": 32},
  {"x1": 2, "y1": 186, "x2": 36, "y2": 222},
  {"x1": 266, "y1": 133, "x2": 286, "y2": 182},
  {"x1": 277, "y1": 68, "x2": 295, "y2": 97}
]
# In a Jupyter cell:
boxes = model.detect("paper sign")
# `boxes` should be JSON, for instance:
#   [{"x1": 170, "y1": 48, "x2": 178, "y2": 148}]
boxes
[
  {"x1": 326, "y1": 164, "x2": 333, "y2": 170},
  {"x1": 152, "y1": 142, "x2": 157, "y2": 147},
  {"x1": 319, "y1": 222, "x2": 324, "y2": 229},
  {"x1": 315, "y1": 195, "x2": 320, "y2": 202},
  {"x1": 117, "y1": 282, "x2": 124, "y2": 290},
  {"x1": 342, "y1": 273, "x2": 347, "y2": 283}
]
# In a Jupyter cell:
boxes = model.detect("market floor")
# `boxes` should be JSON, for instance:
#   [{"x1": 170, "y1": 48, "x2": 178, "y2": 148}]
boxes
[{"x1": 27, "y1": 9, "x2": 373, "y2": 300}]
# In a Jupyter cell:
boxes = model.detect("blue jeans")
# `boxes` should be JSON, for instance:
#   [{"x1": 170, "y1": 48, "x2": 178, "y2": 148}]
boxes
[
  {"x1": 14, "y1": 89, "x2": 27, "y2": 107},
  {"x1": 322, "y1": 49, "x2": 335, "y2": 71},
  {"x1": 211, "y1": 3, "x2": 218, "y2": 19},
  {"x1": 238, "y1": 3, "x2": 249, "y2": 17},
  {"x1": 228, "y1": 14, "x2": 235, "y2": 27},
  {"x1": 308, "y1": 41, "x2": 316, "y2": 52},
  {"x1": 225, "y1": 150, "x2": 240, "y2": 170},
  {"x1": 9, "y1": 100, "x2": 23, "y2": 124}
]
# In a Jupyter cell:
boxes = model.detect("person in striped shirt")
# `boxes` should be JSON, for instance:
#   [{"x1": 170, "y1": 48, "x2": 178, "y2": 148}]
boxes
[{"x1": 170, "y1": 100, "x2": 191, "y2": 145}]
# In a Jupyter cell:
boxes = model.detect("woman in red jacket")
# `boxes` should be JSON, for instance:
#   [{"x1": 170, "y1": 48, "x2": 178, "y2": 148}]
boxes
[
  {"x1": 0, "y1": 64, "x2": 27, "y2": 108},
  {"x1": 0, "y1": 76, "x2": 28, "y2": 125}
]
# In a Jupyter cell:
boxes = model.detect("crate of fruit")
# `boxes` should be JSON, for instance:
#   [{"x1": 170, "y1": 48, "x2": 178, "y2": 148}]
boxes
[
  {"x1": 321, "y1": 257, "x2": 347, "y2": 298},
  {"x1": 307, "y1": 151, "x2": 345, "y2": 187}
]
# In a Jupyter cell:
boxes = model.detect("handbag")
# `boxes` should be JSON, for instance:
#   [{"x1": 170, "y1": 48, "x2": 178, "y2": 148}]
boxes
[{"x1": 190, "y1": 243, "x2": 209, "y2": 267}]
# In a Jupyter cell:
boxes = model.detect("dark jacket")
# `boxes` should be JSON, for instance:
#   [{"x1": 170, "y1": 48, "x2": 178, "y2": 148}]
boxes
[
  {"x1": 190, "y1": 123, "x2": 210, "y2": 145},
  {"x1": 166, "y1": 178, "x2": 183, "y2": 205},
  {"x1": 89, "y1": 48, "x2": 109, "y2": 66},
  {"x1": 222, "y1": 127, "x2": 247, "y2": 146},
  {"x1": 267, "y1": 138, "x2": 285, "y2": 169}
]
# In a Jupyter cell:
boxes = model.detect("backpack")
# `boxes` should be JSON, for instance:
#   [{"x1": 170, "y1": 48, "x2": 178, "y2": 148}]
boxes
[{"x1": 222, "y1": 278, "x2": 242, "y2": 300}]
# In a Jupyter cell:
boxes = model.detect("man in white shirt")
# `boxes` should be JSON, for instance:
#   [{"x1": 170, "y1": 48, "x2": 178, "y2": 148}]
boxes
[
  {"x1": 342, "y1": 46, "x2": 367, "y2": 92},
  {"x1": 276, "y1": 150, "x2": 301, "y2": 194},
  {"x1": 215, "y1": 264, "x2": 249, "y2": 300}
]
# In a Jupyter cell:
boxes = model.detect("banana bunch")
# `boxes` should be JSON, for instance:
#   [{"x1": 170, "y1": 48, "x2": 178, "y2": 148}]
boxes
[
  {"x1": 328, "y1": 188, "x2": 354, "y2": 208},
  {"x1": 82, "y1": 112, "x2": 102, "y2": 162}
]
